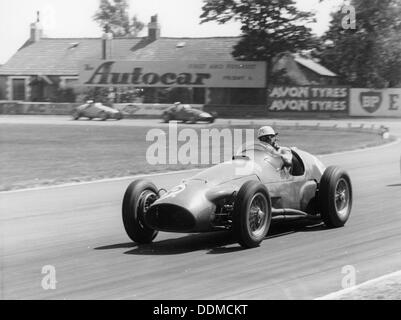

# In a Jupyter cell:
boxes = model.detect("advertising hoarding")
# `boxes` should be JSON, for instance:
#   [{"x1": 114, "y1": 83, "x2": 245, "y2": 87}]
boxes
[
  {"x1": 267, "y1": 86, "x2": 349, "y2": 113},
  {"x1": 79, "y1": 60, "x2": 266, "y2": 88},
  {"x1": 350, "y1": 88, "x2": 401, "y2": 117}
]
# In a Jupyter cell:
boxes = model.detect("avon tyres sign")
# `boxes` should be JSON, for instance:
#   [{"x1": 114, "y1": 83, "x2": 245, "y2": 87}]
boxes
[
  {"x1": 268, "y1": 86, "x2": 349, "y2": 113},
  {"x1": 79, "y1": 60, "x2": 266, "y2": 88},
  {"x1": 350, "y1": 88, "x2": 401, "y2": 117}
]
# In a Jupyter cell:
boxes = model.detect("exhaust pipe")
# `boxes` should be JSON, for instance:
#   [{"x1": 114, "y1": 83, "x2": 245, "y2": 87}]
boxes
[{"x1": 272, "y1": 208, "x2": 320, "y2": 221}]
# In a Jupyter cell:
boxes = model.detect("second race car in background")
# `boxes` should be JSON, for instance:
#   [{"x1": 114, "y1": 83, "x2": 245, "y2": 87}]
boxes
[
  {"x1": 162, "y1": 103, "x2": 216, "y2": 123},
  {"x1": 72, "y1": 101, "x2": 123, "y2": 121}
]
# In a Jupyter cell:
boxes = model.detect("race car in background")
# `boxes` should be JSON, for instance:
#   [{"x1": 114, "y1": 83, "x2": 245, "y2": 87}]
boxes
[
  {"x1": 122, "y1": 143, "x2": 353, "y2": 248},
  {"x1": 72, "y1": 101, "x2": 123, "y2": 121},
  {"x1": 162, "y1": 103, "x2": 216, "y2": 123}
]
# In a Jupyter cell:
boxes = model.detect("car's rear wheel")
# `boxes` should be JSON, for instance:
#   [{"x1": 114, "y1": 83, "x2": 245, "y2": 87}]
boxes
[
  {"x1": 189, "y1": 116, "x2": 197, "y2": 124},
  {"x1": 232, "y1": 181, "x2": 272, "y2": 248},
  {"x1": 318, "y1": 166, "x2": 352, "y2": 228},
  {"x1": 99, "y1": 111, "x2": 108, "y2": 121},
  {"x1": 71, "y1": 110, "x2": 80, "y2": 120},
  {"x1": 122, "y1": 179, "x2": 159, "y2": 244},
  {"x1": 209, "y1": 117, "x2": 215, "y2": 123}
]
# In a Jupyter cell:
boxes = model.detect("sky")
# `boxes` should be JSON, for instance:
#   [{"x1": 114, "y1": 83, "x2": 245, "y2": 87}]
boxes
[{"x1": 0, "y1": 0, "x2": 344, "y2": 64}]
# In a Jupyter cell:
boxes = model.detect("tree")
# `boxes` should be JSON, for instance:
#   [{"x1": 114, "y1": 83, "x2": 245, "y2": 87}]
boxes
[
  {"x1": 200, "y1": 0, "x2": 317, "y2": 84},
  {"x1": 317, "y1": 0, "x2": 401, "y2": 88},
  {"x1": 94, "y1": 0, "x2": 144, "y2": 37}
]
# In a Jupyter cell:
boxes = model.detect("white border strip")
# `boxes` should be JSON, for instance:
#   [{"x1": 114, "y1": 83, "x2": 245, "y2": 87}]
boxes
[
  {"x1": 1, "y1": 137, "x2": 399, "y2": 195},
  {"x1": 319, "y1": 137, "x2": 400, "y2": 157},
  {"x1": 315, "y1": 270, "x2": 401, "y2": 300}
]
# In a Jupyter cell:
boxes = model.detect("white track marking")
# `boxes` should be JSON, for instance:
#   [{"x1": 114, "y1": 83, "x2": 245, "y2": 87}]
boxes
[
  {"x1": 315, "y1": 270, "x2": 401, "y2": 300},
  {"x1": 318, "y1": 137, "x2": 400, "y2": 158},
  {"x1": 0, "y1": 169, "x2": 201, "y2": 194}
]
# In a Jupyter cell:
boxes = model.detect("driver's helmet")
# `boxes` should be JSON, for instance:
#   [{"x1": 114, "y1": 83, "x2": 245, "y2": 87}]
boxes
[
  {"x1": 174, "y1": 102, "x2": 181, "y2": 106},
  {"x1": 257, "y1": 126, "x2": 277, "y2": 140}
]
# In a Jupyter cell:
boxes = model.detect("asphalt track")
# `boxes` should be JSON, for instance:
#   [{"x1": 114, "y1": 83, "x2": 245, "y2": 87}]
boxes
[{"x1": 1, "y1": 116, "x2": 401, "y2": 299}]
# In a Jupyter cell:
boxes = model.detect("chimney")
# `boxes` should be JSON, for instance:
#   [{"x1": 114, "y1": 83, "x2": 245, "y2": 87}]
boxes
[
  {"x1": 30, "y1": 11, "x2": 43, "y2": 43},
  {"x1": 102, "y1": 31, "x2": 113, "y2": 60},
  {"x1": 148, "y1": 15, "x2": 160, "y2": 41}
]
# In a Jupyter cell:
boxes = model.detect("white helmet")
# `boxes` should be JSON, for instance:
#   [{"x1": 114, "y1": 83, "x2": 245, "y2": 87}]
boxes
[{"x1": 257, "y1": 126, "x2": 277, "y2": 139}]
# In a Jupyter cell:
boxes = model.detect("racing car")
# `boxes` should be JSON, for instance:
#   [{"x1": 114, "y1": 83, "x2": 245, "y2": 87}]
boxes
[
  {"x1": 122, "y1": 143, "x2": 352, "y2": 248},
  {"x1": 162, "y1": 103, "x2": 216, "y2": 123},
  {"x1": 72, "y1": 100, "x2": 123, "y2": 121}
]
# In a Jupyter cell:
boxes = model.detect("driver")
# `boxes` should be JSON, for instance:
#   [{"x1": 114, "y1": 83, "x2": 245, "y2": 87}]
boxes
[
  {"x1": 257, "y1": 126, "x2": 292, "y2": 171},
  {"x1": 174, "y1": 101, "x2": 183, "y2": 112}
]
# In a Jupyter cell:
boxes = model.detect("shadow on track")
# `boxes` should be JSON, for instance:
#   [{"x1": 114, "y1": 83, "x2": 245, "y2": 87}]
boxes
[
  {"x1": 95, "y1": 242, "x2": 138, "y2": 250},
  {"x1": 387, "y1": 183, "x2": 401, "y2": 187},
  {"x1": 94, "y1": 219, "x2": 325, "y2": 255}
]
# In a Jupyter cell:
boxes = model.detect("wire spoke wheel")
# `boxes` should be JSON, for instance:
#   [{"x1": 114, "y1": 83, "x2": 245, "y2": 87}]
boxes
[
  {"x1": 136, "y1": 191, "x2": 157, "y2": 228},
  {"x1": 122, "y1": 179, "x2": 159, "y2": 244},
  {"x1": 319, "y1": 166, "x2": 352, "y2": 228},
  {"x1": 334, "y1": 178, "x2": 350, "y2": 217},
  {"x1": 233, "y1": 181, "x2": 272, "y2": 248},
  {"x1": 247, "y1": 193, "x2": 268, "y2": 238}
]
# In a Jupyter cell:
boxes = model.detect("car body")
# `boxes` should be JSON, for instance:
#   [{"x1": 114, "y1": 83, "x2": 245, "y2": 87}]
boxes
[
  {"x1": 162, "y1": 104, "x2": 216, "y2": 123},
  {"x1": 122, "y1": 143, "x2": 352, "y2": 248},
  {"x1": 72, "y1": 101, "x2": 123, "y2": 120}
]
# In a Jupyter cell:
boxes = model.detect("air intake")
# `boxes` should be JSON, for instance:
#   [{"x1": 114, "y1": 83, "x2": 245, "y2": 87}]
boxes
[{"x1": 146, "y1": 204, "x2": 196, "y2": 232}]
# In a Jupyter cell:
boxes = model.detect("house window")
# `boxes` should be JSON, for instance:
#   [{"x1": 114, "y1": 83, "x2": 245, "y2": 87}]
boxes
[
  {"x1": 12, "y1": 78, "x2": 26, "y2": 100},
  {"x1": 60, "y1": 77, "x2": 78, "y2": 89},
  {"x1": 65, "y1": 78, "x2": 78, "y2": 88}
]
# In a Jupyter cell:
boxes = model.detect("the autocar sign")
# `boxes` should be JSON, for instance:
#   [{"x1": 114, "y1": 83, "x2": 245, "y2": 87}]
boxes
[{"x1": 79, "y1": 60, "x2": 266, "y2": 88}]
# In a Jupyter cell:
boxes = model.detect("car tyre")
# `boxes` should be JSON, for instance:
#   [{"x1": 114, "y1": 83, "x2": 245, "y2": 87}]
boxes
[
  {"x1": 189, "y1": 116, "x2": 197, "y2": 124},
  {"x1": 162, "y1": 113, "x2": 171, "y2": 123},
  {"x1": 99, "y1": 111, "x2": 108, "y2": 121},
  {"x1": 122, "y1": 179, "x2": 159, "y2": 244},
  {"x1": 232, "y1": 181, "x2": 272, "y2": 248},
  {"x1": 318, "y1": 166, "x2": 352, "y2": 228},
  {"x1": 71, "y1": 110, "x2": 80, "y2": 120},
  {"x1": 116, "y1": 112, "x2": 123, "y2": 120}
]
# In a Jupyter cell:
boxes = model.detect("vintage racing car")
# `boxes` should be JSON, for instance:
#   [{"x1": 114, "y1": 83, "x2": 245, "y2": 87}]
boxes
[
  {"x1": 122, "y1": 143, "x2": 352, "y2": 248},
  {"x1": 72, "y1": 101, "x2": 123, "y2": 121},
  {"x1": 162, "y1": 103, "x2": 216, "y2": 123}
]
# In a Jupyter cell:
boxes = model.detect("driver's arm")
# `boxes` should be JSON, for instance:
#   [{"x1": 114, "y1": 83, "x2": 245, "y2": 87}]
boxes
[{"x1": 279, "y1": 147, "x2": 293, "y2": 168}]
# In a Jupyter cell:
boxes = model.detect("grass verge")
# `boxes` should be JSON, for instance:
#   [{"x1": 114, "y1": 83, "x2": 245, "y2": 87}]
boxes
[{"x1": 0, "y1": 123, "x2": 391, "y2": 191}]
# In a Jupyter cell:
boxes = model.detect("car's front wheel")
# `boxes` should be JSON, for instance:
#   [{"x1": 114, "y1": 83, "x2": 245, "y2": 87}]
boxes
[
  {"x1": 232, "y1": 181, "x2": 272, "y2": 248},
  {"x1": 318, "y1": 166, "x2": 352, "y2": 228},
  {"x1": 122, "y1": 179, "x2": 159, "y2": 244}
]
